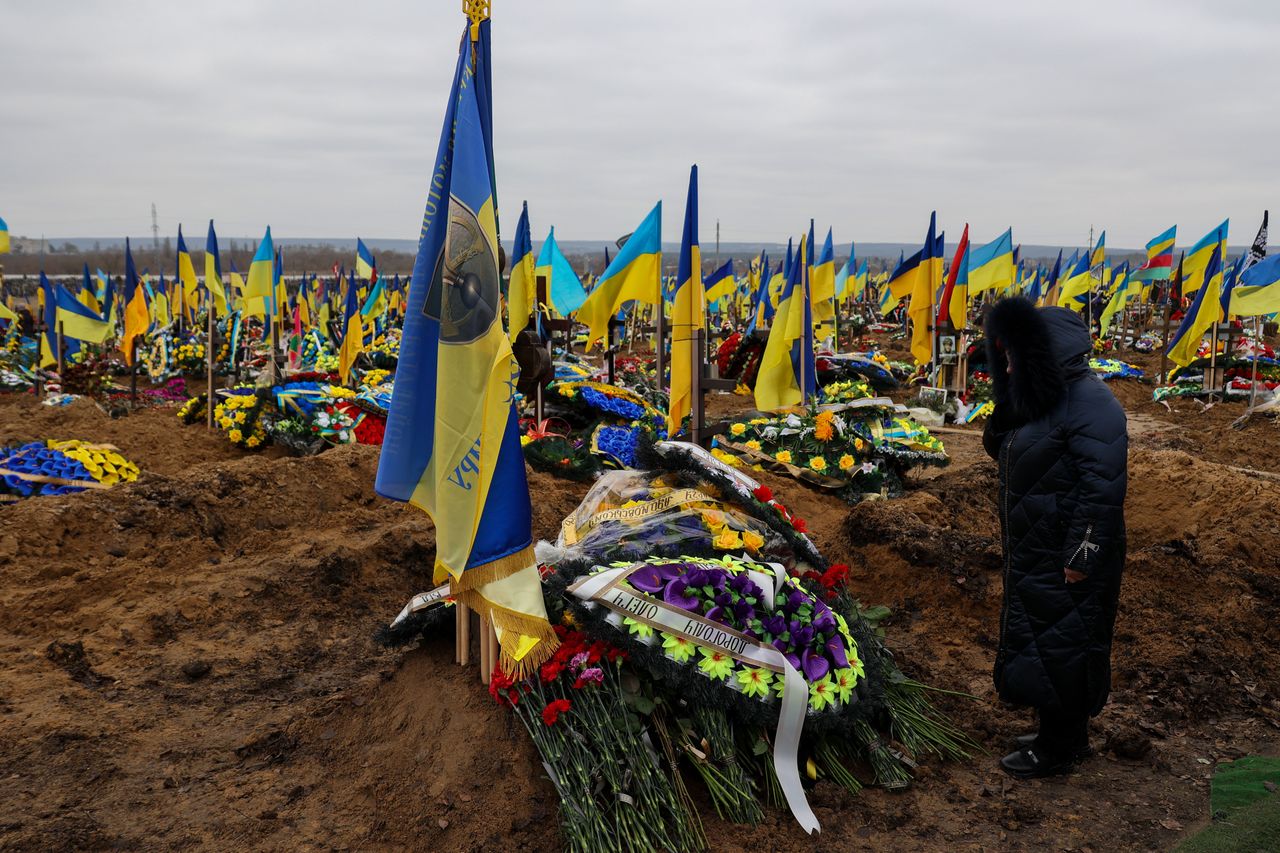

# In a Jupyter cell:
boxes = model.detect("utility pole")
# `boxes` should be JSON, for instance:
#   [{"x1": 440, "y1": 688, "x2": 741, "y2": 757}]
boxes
[{"x1": 151, "y1": 203, "x2": 161, "y2": 270}]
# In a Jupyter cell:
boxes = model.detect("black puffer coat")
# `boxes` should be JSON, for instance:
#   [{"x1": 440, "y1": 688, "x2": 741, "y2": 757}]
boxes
[{"x1": 982, "y1": 298, "x2": 1128, "y2": 716}]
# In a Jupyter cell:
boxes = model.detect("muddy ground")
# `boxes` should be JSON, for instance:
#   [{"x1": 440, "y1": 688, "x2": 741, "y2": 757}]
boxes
[{"x1": 1, "y1": 343, "x2": 1277, "y2": 851}]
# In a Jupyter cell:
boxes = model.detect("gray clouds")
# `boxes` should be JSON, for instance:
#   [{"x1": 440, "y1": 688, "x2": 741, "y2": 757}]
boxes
[{"x1": 0, "y1": 0, "x2": 1274, "y2": 249}]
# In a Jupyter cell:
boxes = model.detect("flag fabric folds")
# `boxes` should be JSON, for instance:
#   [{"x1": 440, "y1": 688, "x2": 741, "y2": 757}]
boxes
[
  {"x1": 1133, "y1": 226, "x2": 1176, "y2": 283},
  {"x1": 755, "y1": 233, "x2": 810, "y2": 411},
  {"x1": 506, "y1": 201, "x2": 536, "y2": 341},
  {"x1": 576, "y1": 201, "x2": 661, "y2": 349},
  {"x1": 339, "y1": 273, "x2": 362, "y2": 383},
  {"x1": 54, "y1": 280, "x2": 112, "y2": 343},
  {"x1": 205, "y1": 220, "x2": 228, "y2": 316},
  {"x1": 1238, "y1": 210, "x2": 1269, "y2": 279},
  {"x1": 534, "y1": 226, "x2": 587, "y2": 316},
  {"x1": 966, "y1": 228, "x2": 1014, "y2": 295},
  {"x1": 703, "y1": 258, "x2": 736, "y2": 306},
  {"x1": 244, "y1": 227, "x2": 275, "y2": 319},
  {"x1": 1181, "y1": 220, "x2": 1229, "y2": 297},
  {"x1": 1057, "y1": 251, "x2": 1094, "y2": 310},
  {"x1": 908, "y1": 213, "x2": 943, "y2": 365},
  {"x1": 1229, "y1": 255, "x2": 1280, "y2": 317},
  {"x1": 0, "y1": 216, "x2": 8, "y2": 254},
  {"x1": 122, "y1": 239, "x2": 149, "y2": 364},
  {"x1": 937, "y1": 224, "x2": 969, "y2": 331},
  {"x1": 375, "y1": 15, "x2": 555, "y2": 676},
  {"x1": 810, "y1": 227, "x2": 835, "y2": 327},
  {"x1": 176, "y1": 225, "x2": 199, "y2": 320},
  {"x1": 1166, "y1": 244, "x2": 1224, "y2": 368},
  {"x1": 667, "y1": 165, "x2": 703, "y2": 436},
  {"x1": 356, "y1": 238, "x2": 378, "y2": 283}
]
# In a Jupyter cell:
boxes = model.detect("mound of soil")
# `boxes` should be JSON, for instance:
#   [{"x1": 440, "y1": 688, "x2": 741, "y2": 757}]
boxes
[{"x1": 2, "y1": 370, "x2": 1279, "y2": 850}]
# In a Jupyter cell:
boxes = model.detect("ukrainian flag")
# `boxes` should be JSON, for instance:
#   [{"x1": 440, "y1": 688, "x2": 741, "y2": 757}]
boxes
[
  {"x1": 39, "y1": 274, "x2": 69, "y2": 367},
  {"x1": 704, "y1": 258, "x2": 736, "y2": 306},
  {"x1": 376, "y1": 12, "x2": 556, "y2": 675},
  {"x1": 54, "y1": 280, "x2": 112, "y2": 344},
  {"x1": 360, "y1": 277, "x2": 387, "y2": 322},
  {"x1": 205, "y1": 220, "x2": 228, "y2": 316},
  {"x1": 506, "y1": 201, "x2": 535, "y2": 341},
  {"x1": 834, "y1": 243, "x2": 854, "y2": 301},
  {"x1": 0, "y1": 216, "x2": 8, "y2": 254},
  {"x1": 811, "y1": 226, "x2": 836, "y2": 328},
  {"x1": 1057, "y1": 251, "x2": 1094, "y2": 311},
  {"x1": 339, "y1": 273, "x2": 362, "y2": 383},
  {"x1": 755, "y1": 233, "x2": 811, "y2": 411},
  {"x1": 356, "y1": 238, "x2": 377, "y2": 283},
  {"x1": 1229, "y1": 255, "x2": 1280, "y2": 317},
  {"x1": 243, "y1": 227, "x2": 275, "y2": 319},
  {"x1": 122, "y1": 239, "x2": 149, "y2": 364},
  {"x1": 576, "y1": 201, "x2": 661, "y2": 349},
  {"x1": 966, "y1": 228, "x2": 1014, "y2": 295},
  {"x1": 667, "y1": 165, "x2": 703, "y2": 436},
  {"x1": 1181, "y1": 220, "x2": 1229, "y2": 297},
  {"x1": 1090, "y1": 231, "x2": 1107, "y2": 269},
  {"x1": 1167, "y1": 243, "x2": 1224, "y2": 368},
  {"x1": 909, "y1": 212, "x2": 943, "y2": 365},
  {"x1": 534, "y1": 226, "x2": 586, "y2": 316},
  {"x1": 1099, "y1": 262, "x2": 1131, "y2": 336},
  {"x1": 176, "y1": 225, "x2": 199, "y2": 320}
]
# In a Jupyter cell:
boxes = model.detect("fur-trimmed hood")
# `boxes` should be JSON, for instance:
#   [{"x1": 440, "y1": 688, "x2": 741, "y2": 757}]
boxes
[{"x1": 984, "y1": 297, "x2": 1091, "y2": 423}]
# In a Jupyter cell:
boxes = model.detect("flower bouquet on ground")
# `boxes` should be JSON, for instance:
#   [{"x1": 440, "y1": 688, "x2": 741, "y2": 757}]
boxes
[
  {"x1": 0, "y1": 439, "x2": 140, "y2": 501},
  {"x1": 528, "y1": 380, "x2": 668, "y2": 475},
  {"x1": 212, "y1": 389, "x2": 270, "y2": 450},
  {"x1": 720, "y1": 399, "x2": 948, "y2": 500},
  {"x1": 1090, "y1": 358, "x2": 1146, "y2": 381}
]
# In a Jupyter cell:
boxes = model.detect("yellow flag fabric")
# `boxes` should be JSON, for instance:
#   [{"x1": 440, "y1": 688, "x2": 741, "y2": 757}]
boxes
[{"x1": 667, "y1": 169, "x2": 703, "y2": 436}]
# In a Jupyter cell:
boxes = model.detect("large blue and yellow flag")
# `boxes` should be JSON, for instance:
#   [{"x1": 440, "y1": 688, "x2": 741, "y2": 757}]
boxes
[
  {"x1": 1229, "y1": 255, "x2": 1280, "y2": 317},
  {"x1": 810, "y1": 226, "x2": 836, "y2": 328},
  {"x1": 176, "y1": 225, "x2": 199, "y2": 321},
  {"x1": 908, "y1": 212, "x2": 943, "y2": 365},
  {"x1": 0, "y1": 216, "x2": 8, "y2": 254},
  {"x1": 39, "y1": 274, "x2": 69, "y2": 367},
  {"x1": 1099, "y1": 262, "x2": 1131, "y2": 336},
  {"x1": 1166, "y1": 243, "x2": 1224, "y2": 368},
  {"x1": 966, "y1": 228, "x2": 1014, "y2": 295},
  {"x1": 1090, "y1": 230, "x2": 1107, "y2": 269},
  {"x1": 1057, "y1": 250, "x2": 1094, "y2": 311},
  {"x1": 755, "y1": 232, "x2": 812, "y2": 410},
  {"x1": 376, "y1": 13, "x2": 555, "y2": 675},
  {"x1": 1181, "y1": 220, "x2": 1229, "y2": 298},
  {"x1": 54, "y1": 279, "x2": 112, "y2": 344},
  {"x1": 205, "y1": 220, "x2": 228, "y2": 316},
  {"x1": 507, "y1": 201, "x2": 535, "y2": 341},
  {"x1": 122, "y1": 239, "x2": 149, "y2": 364},
  {"x1": 668, "y1": 165, "x2": 703, "y2": 436},
  {"x1": 243, "y1": 227, "x2": 275, "y2": 319},
  {"x1": 355, "y1": 238, "x2": 378, "y2": 283},
  {"x1": 577, "y1": 201, "x2": 661, "y2": 349},
  {"x1": 339, "y1": 273, "x2": 363, "y2": 383},
  {"x1": 703, "y1": 258, "x2": 736, "y2": 307},
  {"x1": 534, "y1": 226, "x2": 586, "y2": 316}
]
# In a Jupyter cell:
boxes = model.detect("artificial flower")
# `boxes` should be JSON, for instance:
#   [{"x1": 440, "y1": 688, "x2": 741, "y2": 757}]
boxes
[
  {"x1": 741, "y1": 530, "x2": 765, "y2": 553},
  {"x1": 808, "y1": 456, "x2": 828, "y2": 473},
  {"x1": 712, "y1": 528, "x2": 743, "y2": 550},
  {"x1": 730, "y1": 422, "x2": 747, "y2": 436},
  {"x1": 623, "y1": 616, "x2": 653, "y2": 639},
  {"x1": 745, "y1": 439, "x2": 762, "y2": 452},
  {"x1": 228, "y1": 429, "x2": 242, "y2": 443},
  {"x1": 774, "y1": 450, "x2": 792, "y2": 465},
  {"x1": 832, "y1": 667, "x2": 857, "y2": 703},
  {"x1": 808, "y1": 675, "x2": 837, "y2": 711},
  {"x1": 697, "y1": 648, "x2": 734, "y2": 681},
  {"x1": 736, "y1": 667, "x2": 773, "y2": 698},
  {"x1": 661, "y1": 632, "x2": 695, "y2": 663},
  {"x1": 838, "y1": 454, "x2": 856, "y2": 471},
  {"x1": 814, "y1": 411, "x2": 835, "y2": 442}
]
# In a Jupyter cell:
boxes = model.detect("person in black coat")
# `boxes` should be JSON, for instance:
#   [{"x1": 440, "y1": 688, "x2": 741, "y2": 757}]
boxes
[{"x1": 982, "y1": 297, "x2": 1128, "y2": 779}]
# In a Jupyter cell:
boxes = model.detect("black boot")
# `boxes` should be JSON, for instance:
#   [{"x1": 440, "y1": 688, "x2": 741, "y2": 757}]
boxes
[
  {"x1": 1012, "y1": 732, "x2": 1093, "y2": 760},
  {"x1": 1000, "y1": 745, "x2": 1076, "y2": 779}
]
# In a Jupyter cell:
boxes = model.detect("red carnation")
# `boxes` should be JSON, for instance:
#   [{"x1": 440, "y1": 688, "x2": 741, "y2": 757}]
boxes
[
  {"x1": 753, "y1": 485, "x2": 773, "y2": 502},
  {"x1": 539, "y1": 660, "x2": 564, "y2": 684},
  {"x1": 791, "y1": 517, "x2": 808, "y2": 534},
  {"x1": 542, "y1": 698, "x2": 571, "y2": 726}
]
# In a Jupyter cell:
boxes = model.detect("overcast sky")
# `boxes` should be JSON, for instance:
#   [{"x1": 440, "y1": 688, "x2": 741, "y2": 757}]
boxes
[{"x1": 1, "y1": 0, "x2": 1275, "y2": 250}]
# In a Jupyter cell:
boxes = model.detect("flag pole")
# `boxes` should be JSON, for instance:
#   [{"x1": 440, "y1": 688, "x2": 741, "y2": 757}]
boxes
[{"x1": 206, "y1": 306, "x2": 215, "y2": 429}]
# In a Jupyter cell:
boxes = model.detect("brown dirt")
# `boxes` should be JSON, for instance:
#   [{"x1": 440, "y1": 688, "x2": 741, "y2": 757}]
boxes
[{"x1": 2, "y1": 354, "x2": 1279, "y2": 851}]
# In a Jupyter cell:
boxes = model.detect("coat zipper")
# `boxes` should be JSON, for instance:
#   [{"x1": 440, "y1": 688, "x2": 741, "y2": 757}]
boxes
[
  {"x1": 1066, "y1": 523, "x2": 1096, "y2": 570},
  {"x1": 996, "y1": 427, "x2": 1018, "y2": 671}
]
